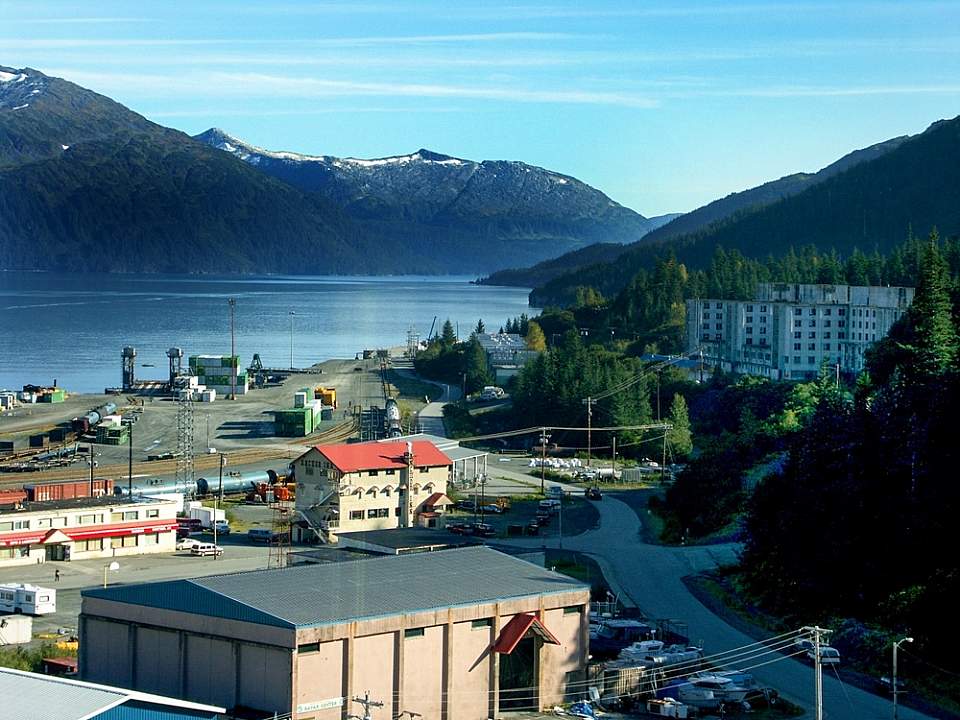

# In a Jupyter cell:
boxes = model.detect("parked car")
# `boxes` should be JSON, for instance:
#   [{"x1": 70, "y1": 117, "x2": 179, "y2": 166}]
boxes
[
  {"x1": 456, "y1": 499, "x2": 476, "y2": 511},
  {"x1": 807, "y1": 646, "x2": 841, "y2": 665},
  {"x1": 585, "y1": 486, "x2": 603, "y2": 500},
  {"x1": 212, "y1": 521, "x2": 230, "y2": 535},
  {"x1": 525, "y1": 521, "x2": 540, "y2": 535},
  {"x1": 479, "y1": 504, "x2": 502, "y2": 514},
  {"x1": 176, "y1": 538, "x2": 203, "y2": 551},
  {"x1": 445, "y1": 522, "x2": 469, "y2": 535},
  {"x1": 190, "y1": 543, "x2": 224, "y2": 557},
  {"x1": 471, "y1": 523, "x2": 496, "y2": 538}
]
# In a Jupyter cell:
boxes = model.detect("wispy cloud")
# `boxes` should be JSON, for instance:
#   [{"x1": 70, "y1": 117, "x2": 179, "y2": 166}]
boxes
[
  {"x1": 146, "y1": 106, "x2": 465, "y2": 118},
  {"x1": 12, "y1": 17, "x2": 153, "y2": 25},
  {"x1": 47, "y1": 69, "x2": 659, "y2": 108},
  {"x1": 0, "y1": 31, "x2": 584, "y2": 50}
]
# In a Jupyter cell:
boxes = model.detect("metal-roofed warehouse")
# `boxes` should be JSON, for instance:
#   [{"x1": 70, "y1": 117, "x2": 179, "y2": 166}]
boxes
[{"x1": 80, "y1": 546, "x2": 590, "y2": 720}]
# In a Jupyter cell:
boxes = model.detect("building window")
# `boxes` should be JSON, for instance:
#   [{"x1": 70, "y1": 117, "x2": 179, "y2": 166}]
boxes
[
  {"x1": 715, "y1": 323, "x2": 722, "y2": 330},
  {"x1": 794, "y1": 308, "x2": 803, "y2": 316},
  {"x1": 368, "y1": 470, "x2": 378, "y2": 476},
  {"x1": 142, "y1": 533, "x2": 159, "y2": 545},
  {"x1": 702, "y1": 334, "x2": 710, "y2": 341},
  {"x1": 419, "y1": 467, "x2": 430, "y2": 473},
  {"x1": 703, "y1": 312, "x2": 710, "y2": 319},
  {"x1": 809, "y1": 332, "x2": 816, "y2": 339},
  {"x1": 839, "y1": 332, "x2": 845, "y2": 339},
  {"x1": 808, "y1": 356, "x2": 816, "y2": 365},
  {"x1": 111, "y1": 535, "x2": 137, "y2": 549},
  {"x1": 794, "y1": 356, "x2": 801, "y2": 364},
  {"x1": 714, "y1": 334, "x2": 721, "y2": 341},
  {"x1": 793, "y1": 331, "x2": 801, "y2": 339},
  {"x1": 404, "y1": 628, "x2": 425, "y2": 638},
  {"x1": 298, "y1": 642, "x2": 320, "y2": 654},
  {"x1": 146, "y1": 509, "x2": 159, "y2": 519},
  {"x1": 472, "y1": 619, "x2": 492, "y2": 629},
  {"x1": 839, "y1": 320, "x2": 846, "y2": 328},
  {"x1": 746, "y1": 316, "x2": 753, "y2": 324},
  {"x1": 760, "y1": 316, "x2": 767, "y2": 324},
  {"x1": 839, "y1": 308, "x2": 846, "y2": 316},
  {"x1": 823, "y1": 344, "x2": 831, "y2": 351},
  {"x1": 386, "y1": 469, "x2": 396, "y2": 475},
  {"x1": 367, "y1": 509, "x2": 379, "y2": 519},
  {"x1": 563, "y1": 606, "x2": 581, "y2": 615},
  {"x1": 809, "y1": 308, "x2": 816, "y2": 315},
  {"x1": 783, "y1": 355, "x2": 790, "y2": 365},
  {"x1": 745, "y1": 327, "x2": 753, "y2": 335},
  {"x1": 746, "y1": 305, "x2": 754, "y2": 312},
  {"x1": 395, "y1": 507, "x2": 402, "y2": 516},
  {"x1": 761, "y1": 305, "x2": 767, "y2": 312},
  {"x1": 824, "y1": 308, "x2": 831, "y2": 316},
  {"x1": 702, "y1": 322, "x2": 709, "y2": 330},
  {"x1": 716, "y1": 303, "x2": 722, "y2": 309},
  {"x1": 824, "y1": 332, "x2": 831, "y2": 339},
  {"x1": 808, "y1": 343, "x2": 815, "y2": 351},
  {"x1": 78, "y1": 514, "x2": 97, "y2": 525},
  {"x1": 808, "y1": 319, "x2": 816, "y2": 327},
  {"x1": 37, "y1": 518, "x2": 51, "y2": 529},
  {"x1": 824, "y1": 320, "x2": 831, "y2": 327},
  {"x1": 794, "y1": 343, "x2": 801, "y2": 351},
  {"x1": 74, "y1": 538, "x2": 103, "y2": 552},
  {"x1": 746, "y1": 338, "x2": 753, "y2": 345},
  {"x1": 760, "y1": 326, "x2": 767, "y2": 334},
  {"x1": 349, "y1": 510, "x2": 364, "y2": 520}
]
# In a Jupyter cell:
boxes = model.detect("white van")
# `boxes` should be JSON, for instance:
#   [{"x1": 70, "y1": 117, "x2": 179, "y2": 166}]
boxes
[
  {"x1": 190, "y1": 543, "x2": 224, "y2": 557},
  {"x1": 807, "y1": 646, "x2": 841, "y2": 665},
  {"x1": 0, "y1": 583, "x2": 57, "y2": 615}
]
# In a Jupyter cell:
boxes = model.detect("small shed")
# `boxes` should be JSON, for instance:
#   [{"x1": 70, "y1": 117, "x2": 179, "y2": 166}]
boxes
[{"x1": 0, "y1": 613, "x2": 32, "y2": 644}]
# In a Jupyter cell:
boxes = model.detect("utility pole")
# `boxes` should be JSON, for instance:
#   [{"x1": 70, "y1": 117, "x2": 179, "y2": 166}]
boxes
[
  {"x1": 228, "y1": 297, "x2": 237, "y2": 400},
  {"x1": 539, "y1": 427, "x2": 551, "y2": 495},
  {"x1": 581, "y1": 397, "x2": 596, "y2": 467},
  {"x1": 802, "y1": 625, "x2": 833, "y2": 720},
  {"x1": 351, "y1": 691, "x2": 383, "y2": 720},
  {"x1": 612, "y1": 435, "x2": 617, "y2": 482},
  {"x1": 88, "y1": 444, "x2": 95, "y2": 496},
  {"x1": 126, "y1": 419, "x2": 133, "y2": 497},
  {"x1": 893, "y1": 636, "x2": 913, "y2": 720},
  {"x1": 213, "y1": 453, "x2": 225, "y2": 558}
]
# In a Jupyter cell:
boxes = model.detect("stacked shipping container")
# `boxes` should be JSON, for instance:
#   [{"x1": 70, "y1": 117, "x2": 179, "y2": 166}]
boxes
[{"x1": 188, "y1": 355, "x2": 249, "y2": 396}]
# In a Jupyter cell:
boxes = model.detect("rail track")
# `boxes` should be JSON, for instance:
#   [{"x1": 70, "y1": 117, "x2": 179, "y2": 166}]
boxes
[{"x1": 0, "y1": 417, "x2": 358, "y2": 489}]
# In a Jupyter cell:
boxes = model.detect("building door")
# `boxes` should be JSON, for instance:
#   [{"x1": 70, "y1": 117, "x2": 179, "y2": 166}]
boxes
[
  {"x1": 45, "y1": 544, "x2": 66, "y2": 561},
  {"x1": 498, "y1": 636, "x2": 537, "y2": 711}
]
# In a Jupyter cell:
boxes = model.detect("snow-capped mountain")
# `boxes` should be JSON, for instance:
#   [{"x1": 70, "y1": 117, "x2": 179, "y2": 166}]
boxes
[{"x1": 195, "y1": 128, "x2": 658, "y2": 265}]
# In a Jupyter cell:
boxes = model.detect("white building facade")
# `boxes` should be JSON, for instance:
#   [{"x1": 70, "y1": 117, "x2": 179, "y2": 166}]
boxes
[
  {"x1": 294, "y1": 440, "x2": 452, "y2": 541},
  {"x1": 686, "y1": 283, "x2": 915, "y2": 380},
  {"x1": 0, "y1": 496, "x2": 178, "y2": 566}
]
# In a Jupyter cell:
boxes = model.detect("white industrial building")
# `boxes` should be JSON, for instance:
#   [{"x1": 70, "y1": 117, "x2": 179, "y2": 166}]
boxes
[
  {"x1": 0, "y1": 495, "x2": 178, "y2": 566},
  {"x1": 475, "y1": 333, "x2": 541, "y2": 382},
  {"x1": 686, "y1": 283, "x2": 914, "y2": 380}
]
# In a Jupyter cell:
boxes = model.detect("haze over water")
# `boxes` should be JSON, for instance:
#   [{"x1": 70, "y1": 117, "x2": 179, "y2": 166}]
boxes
[{"x1": 0, "y1": 273, "x2": 535, "y2": 394}]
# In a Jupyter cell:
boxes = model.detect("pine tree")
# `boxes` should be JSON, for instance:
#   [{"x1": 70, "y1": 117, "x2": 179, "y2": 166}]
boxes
[
  {"x1": 905, "y1": 232, "x2": 958, "y2": 380},
  {"x1": 465, "y1": 337, "x2": 493, "y2": 393},
  {"x1": 667, "y1": 393, "x2": 693, "y2": 458},
  {"x1": 440, "y1": 319, "x2": 457, "y2": 347},
  {"x1": 475, "y1": 319, "x2": 486, "y2": 335}
]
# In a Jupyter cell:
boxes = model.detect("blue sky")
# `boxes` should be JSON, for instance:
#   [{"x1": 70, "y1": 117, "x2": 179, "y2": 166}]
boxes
[{"x1": 2, "y1": 0, "x2": 960, "y2": 215}]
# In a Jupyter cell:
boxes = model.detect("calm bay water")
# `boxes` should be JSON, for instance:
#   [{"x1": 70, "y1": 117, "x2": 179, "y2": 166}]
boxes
[{"x1": 0, "y1": 273, "x2": 535, "y2": 393}]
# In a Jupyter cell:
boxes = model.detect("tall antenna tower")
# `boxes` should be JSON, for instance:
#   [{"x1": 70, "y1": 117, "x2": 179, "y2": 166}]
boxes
[
  {"x1": 228, "y1": 297, "x2": 237, "y2": 400},
  {"x1": 267, "y1": 499, "x2": 293, "y2": 569},
  {"x1": 405, "y1": 326, "x2": 420, "y2": 359},
  {"x1": 175, "y1": 395, "x2": 195, "y2": 490}
]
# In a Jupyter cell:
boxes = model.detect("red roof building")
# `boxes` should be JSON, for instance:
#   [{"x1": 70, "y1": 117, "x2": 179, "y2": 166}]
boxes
[{"x1": 293, "y1": 440, "x2": 453, "y2": 540}]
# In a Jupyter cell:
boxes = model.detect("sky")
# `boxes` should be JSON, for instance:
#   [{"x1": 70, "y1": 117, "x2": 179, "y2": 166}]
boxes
[{"x1": 2, "y1": 0, "x2": 960, "y2": 216}]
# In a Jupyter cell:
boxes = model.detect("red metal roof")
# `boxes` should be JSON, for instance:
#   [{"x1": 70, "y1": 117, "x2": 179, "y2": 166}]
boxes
[
  {"x1": 492, "y1": 613, "x2": 560, "y2": 654},
  {"x1": 315, "y1": 441, "x2": 451, "y2": 473},
  {"x1": 423, "y1": 492, "x2": 452, "y2": 507},
  {"x1": 0, "y1": 519, "x2": 178, "y2": 547}
]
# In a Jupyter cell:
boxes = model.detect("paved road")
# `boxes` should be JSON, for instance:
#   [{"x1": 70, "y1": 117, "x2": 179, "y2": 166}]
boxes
[{"x1": 492, "y1": 474, "x2": 933, "y2": 720}]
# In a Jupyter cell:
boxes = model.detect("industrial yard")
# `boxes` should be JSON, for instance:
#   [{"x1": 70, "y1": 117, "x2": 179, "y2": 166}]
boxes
[{"x1": 0, "y1": 355, "x2": 423, "y2": 488}]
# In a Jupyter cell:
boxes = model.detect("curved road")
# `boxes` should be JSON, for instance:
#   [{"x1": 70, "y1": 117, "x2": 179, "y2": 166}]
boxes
[{"x1": 497, "y1": 481, "x2": 934, "y2": 720}]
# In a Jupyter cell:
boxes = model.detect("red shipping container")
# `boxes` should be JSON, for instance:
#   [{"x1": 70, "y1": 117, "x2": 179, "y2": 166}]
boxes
[
  {"x1": 25, "y1": 478, "x2": 114, "y2": 502},
  {"x1": 0, "y1": 489, "x2": 27, "y2": 504}
]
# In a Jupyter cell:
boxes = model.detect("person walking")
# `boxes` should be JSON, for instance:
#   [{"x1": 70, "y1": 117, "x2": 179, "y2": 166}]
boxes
[{"x1": 54, "y1": 568, "x2": 60, "y2": 582}]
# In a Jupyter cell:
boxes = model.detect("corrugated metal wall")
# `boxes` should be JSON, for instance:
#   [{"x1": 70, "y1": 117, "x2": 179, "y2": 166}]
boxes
[{"x1": 95, "y1": 699, "x2": 219, "y2": 720}]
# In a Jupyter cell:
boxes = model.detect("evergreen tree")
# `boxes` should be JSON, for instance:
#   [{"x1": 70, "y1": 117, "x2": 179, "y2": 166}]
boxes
[
  {"x1": 903, "y1": 232, "x2": 958, "y2": 380},
  {"x1": 475, "y1": 319, "x2": 486, "y2": 335},
  {"x1": 440, "y1": 318, "x2": 457, "y2": 347},
  {"x1": 464, "y1": 337, "x2": 494, "y2": 393},
  {"x1": 666, "y1": 393, "x2": 693, "y2": 458},
  {"x1": 526, "y1": 321, "x2": 547, "y2": 351}
]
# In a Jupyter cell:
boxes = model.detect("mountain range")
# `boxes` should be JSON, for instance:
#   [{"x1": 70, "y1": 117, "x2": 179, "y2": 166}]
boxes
[
  {"x1": 194, "y1": 128, "x2": 677, "y2": 271},
  {"x1": 521, "y1": 116, "x2": 960, "y2": 306},
  {"x1": 0, "y1": 65, "x2": 669, "y2": 275}
]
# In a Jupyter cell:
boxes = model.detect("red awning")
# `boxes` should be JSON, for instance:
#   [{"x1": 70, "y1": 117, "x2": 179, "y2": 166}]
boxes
[
  {"x1": 492, "y1": 613, "x2": 560, "y2": 654},
  {"x1": 0, "y1": 519, "x2": 178, "y2": 547}
]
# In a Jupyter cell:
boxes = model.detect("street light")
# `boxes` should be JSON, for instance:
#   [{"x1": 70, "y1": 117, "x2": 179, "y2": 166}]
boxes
[
  {"x1": 288, "y1": 310, "x2": 296, "y2": 370},
  {"x1": 893, "y1": 636, "x2": 913, "y2": 720},
  {"x1": 102, "y1": 561, "x2": 120, "y2": 588}
]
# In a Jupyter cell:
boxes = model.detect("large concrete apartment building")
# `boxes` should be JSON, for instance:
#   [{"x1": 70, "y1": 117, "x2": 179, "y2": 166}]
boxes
[
  {"x1": 80, "y1": 547, "x2": 590, "y2": 720},
  {"x1": 293, "y1": 440, "x2": 452, "y2": 542},
  {"x1": 686, "y1": 283, "x2": 914, "y2": 380}
]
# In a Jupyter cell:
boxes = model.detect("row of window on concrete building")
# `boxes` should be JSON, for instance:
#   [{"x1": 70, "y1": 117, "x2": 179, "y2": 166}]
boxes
[{"x1": 685, "y1": 283, "x2": 914, "y2": 380}]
